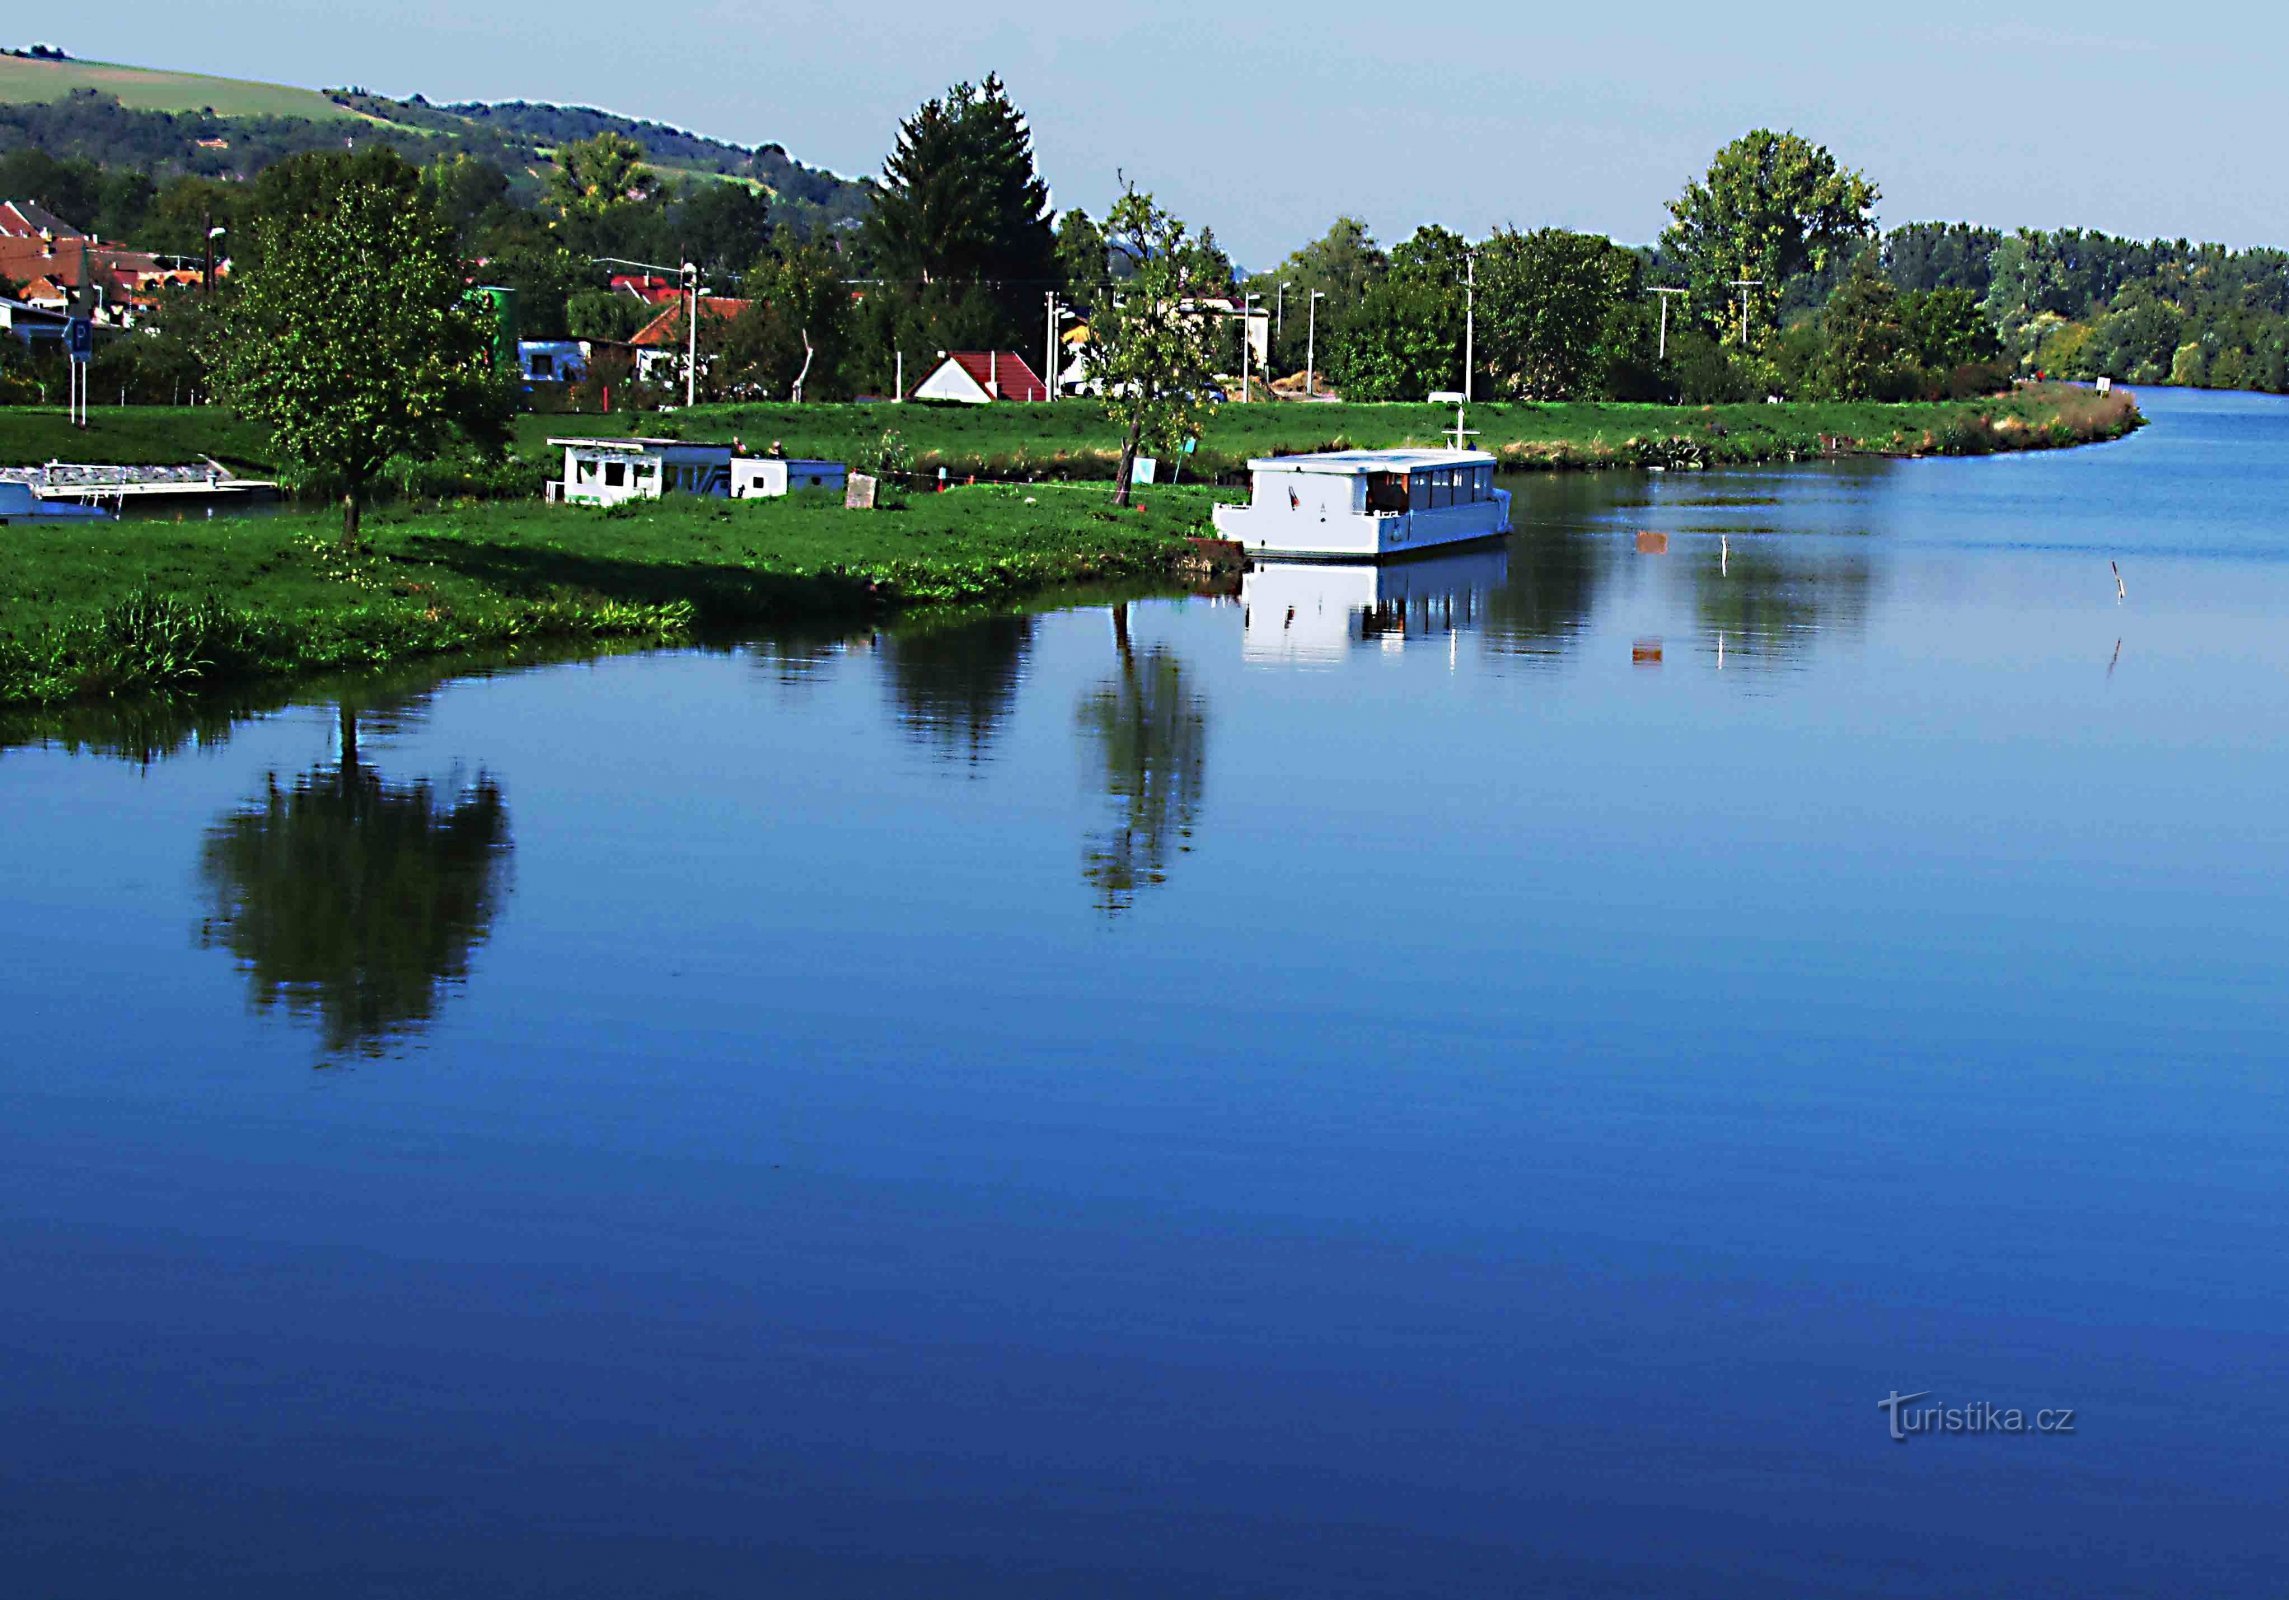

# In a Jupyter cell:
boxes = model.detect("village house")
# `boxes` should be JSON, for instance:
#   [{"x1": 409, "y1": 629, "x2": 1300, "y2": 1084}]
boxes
[
  {"x1": 629, "y1": 294, "x2": 750, "y2": 384},
  {"x1": 909, "y1": 350, "x2": 1051, "y2": 403},
  {"x1": 0, "y1": 199, "x2": 173, "y2": 323}
]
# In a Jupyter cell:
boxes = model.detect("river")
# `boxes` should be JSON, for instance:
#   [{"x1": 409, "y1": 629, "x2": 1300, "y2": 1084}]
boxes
[{"x1": 5, "y1": 386, "x2": 2286, "y2": 1596}]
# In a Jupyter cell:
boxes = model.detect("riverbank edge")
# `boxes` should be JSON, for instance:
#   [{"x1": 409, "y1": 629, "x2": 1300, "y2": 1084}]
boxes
[
  {"x1": 0, "y1": 387, "x2": 2143, "y2": 493},
  {"x1": 0, "y1": 496, "x2": 1238, "y2": 712}
]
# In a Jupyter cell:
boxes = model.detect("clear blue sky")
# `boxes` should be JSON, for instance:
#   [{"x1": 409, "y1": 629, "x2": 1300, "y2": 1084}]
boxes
[{"x1": 68, "y1": 1, "x2": 2285, "y2": 266}]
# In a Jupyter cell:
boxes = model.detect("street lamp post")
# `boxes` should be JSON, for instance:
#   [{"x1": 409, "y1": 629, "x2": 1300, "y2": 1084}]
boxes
[
  {"x1": 1242, "y1": 292, "x2": 1259, "y2": 403},
  {"x1": 1463, "y1": 251, "x2": 1475, "y2": 405},
  {"x1": 203, "y1": 223, "x2": 225, "y2": 298},
  {"x1": 1277, "y1": 279, "x2": 1292, "y2": 346},
  {"x1": 1306, "y1": 289, "x2": 1326, "y2": 402}
]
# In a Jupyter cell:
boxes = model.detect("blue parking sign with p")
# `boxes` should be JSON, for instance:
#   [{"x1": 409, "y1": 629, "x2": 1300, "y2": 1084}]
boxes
[{"x1": 66, "y1": 318, "x2": 93, "y2": 361}]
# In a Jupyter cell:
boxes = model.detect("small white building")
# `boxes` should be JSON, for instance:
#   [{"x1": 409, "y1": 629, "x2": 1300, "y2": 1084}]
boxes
[
  {"x1": 549, "y1": 437, "x2": 732, "y2": 506},
  {"x1": 908, "y1": 350, "x2": 1051, "y2": 404},
  {"x1": 1211, "y1": 449, "x2": 1511, "y2": 560},
  {"x1": 729, "y1": 458, "x2": 848, "y2": 497}
]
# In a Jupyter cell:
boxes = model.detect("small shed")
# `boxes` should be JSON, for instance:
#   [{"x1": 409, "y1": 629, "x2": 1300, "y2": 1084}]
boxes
[
  {"x1": 549, "y1": 437, "x2": 733, "y2": 506},
  {"x1": 729, "y1": 458, "x2": 848, "y2": 498},
  {"x1": 909, "y1": 350, "x2": 1051, "y2": 404},
  {"x1": 519, "y1": 339, "x2": 588, "y2": 384}
]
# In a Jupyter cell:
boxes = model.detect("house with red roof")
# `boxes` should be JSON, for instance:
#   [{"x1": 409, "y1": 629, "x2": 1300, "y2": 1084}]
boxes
[
  {"x1": 909, "y1": 350, "x2": 1050, "y2": 404},
  {"x1": 628, "y1": 293, "x2": 752, "y2": 383}
]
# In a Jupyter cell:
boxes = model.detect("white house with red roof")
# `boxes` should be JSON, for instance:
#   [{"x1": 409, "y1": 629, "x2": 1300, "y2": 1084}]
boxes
[{"x1": 909, "y1": 350, "x2": 1051, "y2": 404}]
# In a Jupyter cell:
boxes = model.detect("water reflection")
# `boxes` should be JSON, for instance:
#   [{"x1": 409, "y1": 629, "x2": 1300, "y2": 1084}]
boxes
[
  {"x1": 1242, "y1": 548, "x2": 1510, "y2": 663},
  {"x1": 1077, "y1": 605, "x2": 1209, "y2": 914},
  {"x1": 1483, "y1": 529, "x2": 1607, "y2": 664},
  {"x1": 1690, "y1": 541, "x2": 1874, "y2": 668},
  {"x1": 881, "y1": 614, "x2": 1036, "y2": 764},
  {"x1": 197, "y1": 701, "x2": 512, "y2": 1061}
]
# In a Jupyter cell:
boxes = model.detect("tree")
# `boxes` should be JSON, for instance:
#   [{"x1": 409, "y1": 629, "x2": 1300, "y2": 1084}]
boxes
[
  {"x1": 219, "y1": 155, "x2": 510, "y2": 546},
  {"x1": 1327, "y1": 274, "x2": 1461, "y2": 401},
  {"x1": 1251, "y1": 216, "x2": 1388, "y2": 372},
  {"x1": 678, "y1": 179, "x2": 772, "y2": 279},
  {"x1": 1663, "y1": 130, "x2": 1878, "y2": 347},
  {"x1": 1055, "y1": 207, "x2": 1113, "y2": 314},
  {"x1": 1476, "y1": 228, "x2": 1638, "y2": 400},
  {"x1": 718, "y1": 241, "x2": 854, "y2": 400},
  {"x1": 1085, "y1": 183, "x2": 1228, "y2": 507},
  {"x1": 1820, "y1": 257, "x2": 1910, "y2": 399},
  {"x1": 547, "y1": 131, "x2": 655, "y2": 222},
  {"x1": 1897, "y1": 287, "x2": 2000, "y2": 372},
  {"x1": 859, "y1": 75, "x2": 1057, "y2": 373}
]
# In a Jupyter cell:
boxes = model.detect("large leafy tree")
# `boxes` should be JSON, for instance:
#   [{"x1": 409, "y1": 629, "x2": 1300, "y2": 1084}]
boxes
[
  {"x1": 1328, "y1": 224, "x2": 1472, "y2": 399},
  {"x1": 1664, "y1": 130, "x2": 1878, "y2": 347},
  {"x1": 678, "y1": 180, "x2": 773, "y2": 279},
  {"x1": 718, "y1": 241, "x2": 855, "y2": 400},
  {"x1": 859, "y1": 75, "x2": 1057, "y2": 373},
  {"x1": 219, "y1": 152, "x2": 510, "y2": 545},
  {"x1": 1476, "y1": 228, "x2": 1639, "y2": 400},
  {"x1": 1819, "y1": 257, "x2": 1910, "y2": 398},
  {"x1": 1085, "y1": 183, "x2": 1228, "y2": 507}
]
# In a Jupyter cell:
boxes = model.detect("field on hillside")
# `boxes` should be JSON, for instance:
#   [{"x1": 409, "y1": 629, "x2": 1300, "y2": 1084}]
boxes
[{"x1": 0, "y1": 54, "x2": 353, "y2": 119}]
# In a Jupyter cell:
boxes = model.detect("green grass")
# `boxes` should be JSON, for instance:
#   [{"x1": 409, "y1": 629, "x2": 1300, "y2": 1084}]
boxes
[
  {"x1": 0, "y1": 407, "x2": 278, "y2": 470},
  {"x1": 527, "y1": 385, "x2": 2146, "y2": 479},
  {"x1": 0, "y1": 54, "x2": 355, "y2": 119},
  {"x1": 0, "y1": 483, "x2": 1224, "y2": 707},
  {"x1": 4, "y1": 387, "x2": 2140, "y2": 484}
]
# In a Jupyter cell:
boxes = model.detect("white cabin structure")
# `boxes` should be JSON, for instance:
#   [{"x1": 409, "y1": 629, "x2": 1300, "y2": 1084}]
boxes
[
  {"x1": 1211, "y1": 449, "x2": 1511, "y2": 559},
  {"x1": 550, "y1": 437, "x2": 731, "y2": 506},
  {"x1": 729, "y1": 458, "x2": 848, "y2": 498}
]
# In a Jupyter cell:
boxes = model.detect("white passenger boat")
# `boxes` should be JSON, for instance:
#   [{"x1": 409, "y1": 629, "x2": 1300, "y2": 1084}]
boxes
[{"x1": 1211, "y1": 448, "x2": 1511, "y2": 560}]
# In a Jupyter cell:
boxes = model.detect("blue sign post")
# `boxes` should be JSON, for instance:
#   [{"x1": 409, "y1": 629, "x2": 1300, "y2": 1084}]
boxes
[{"x1": 65, "y1": 318, "x2": 93, "y2": 428}]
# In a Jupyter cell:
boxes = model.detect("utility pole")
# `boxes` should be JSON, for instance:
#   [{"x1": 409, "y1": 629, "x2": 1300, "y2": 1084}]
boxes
[
  {"x1": 1278, "y1": 279, "x2": 1292, "y2": 345},
  {"x1": 682, "y1": 262, "x2": 700, "y2": 409},
  {"x1": 1463, "y1": 251, "x2": 1476, "y2": 405},
  {"x1": 1045, "y1": 290, "x2": 1058, "y2": 403},
  {"x1": 1306, "y1": 289, "x2": 1325, "y2": 402},
  {"x1": 1728, "y1": 277, "x2": 1763, "y2": 347},
  {"x1": 1649, "y1": 287, "x2": 1688, "y2": 360}
]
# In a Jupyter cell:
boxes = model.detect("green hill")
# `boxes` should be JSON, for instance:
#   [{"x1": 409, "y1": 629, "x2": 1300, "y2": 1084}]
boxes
[{"x1": 0, "y1": 53, "x2": 356, "y2": 120}]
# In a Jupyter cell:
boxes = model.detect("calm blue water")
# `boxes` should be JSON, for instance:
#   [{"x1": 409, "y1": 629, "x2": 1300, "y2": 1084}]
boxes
[{"x1": 6, "y1": 387, "x2": 2287, "y2": 1596}]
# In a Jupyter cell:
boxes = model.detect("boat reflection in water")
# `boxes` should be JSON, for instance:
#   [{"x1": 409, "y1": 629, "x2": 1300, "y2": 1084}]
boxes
[{"x1": 1240, "y1": 547, "x2": 1510, "y2": 664}]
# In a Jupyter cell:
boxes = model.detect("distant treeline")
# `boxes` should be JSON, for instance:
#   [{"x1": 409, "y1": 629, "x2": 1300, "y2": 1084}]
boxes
[{"x1": 1879, "y1": 223, "x2": 2289, "y2": 391}]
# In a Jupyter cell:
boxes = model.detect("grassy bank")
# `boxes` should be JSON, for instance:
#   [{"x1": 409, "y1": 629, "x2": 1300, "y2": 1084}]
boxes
[
  {"x1": 1, "y1": 385, "x2": 2141, "y2": 489},
  {"x1": 0, "y1": 483, "x2": 1221, "y2": 708}
]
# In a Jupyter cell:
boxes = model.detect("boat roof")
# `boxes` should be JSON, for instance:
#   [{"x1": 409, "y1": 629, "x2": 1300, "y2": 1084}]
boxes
[
  {"x1": 547, "y1": 436, "x2": 733, "y2": 453},
  {"x1": 1247, "y1": 448, "x2": 1496, "y2": 475}
]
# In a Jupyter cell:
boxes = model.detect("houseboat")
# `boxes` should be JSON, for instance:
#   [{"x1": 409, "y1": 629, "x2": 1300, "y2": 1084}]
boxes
[{"x1": 1210, "y1": 448, "x2": 1510, "y2": 560}]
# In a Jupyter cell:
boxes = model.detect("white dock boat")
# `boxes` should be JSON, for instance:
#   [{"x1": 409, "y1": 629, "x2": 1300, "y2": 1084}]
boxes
[{"x1": 1211, "y1": 448, "x2": 1511, "y2": 560}]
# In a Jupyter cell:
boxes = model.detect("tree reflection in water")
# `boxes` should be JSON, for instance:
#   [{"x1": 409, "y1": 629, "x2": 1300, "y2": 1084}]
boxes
[
  {"x1": 1692, "y1": 540, "x2": 1873, "y2": 667},
  {"x1": 1077, "y1": 604, "x2": 1208, "y2": 914},
  {"x1": 198, "y1": 702, "x2": 512, "y2": 1060},
  {"x1": 881, "y1": 614, "x2": 1036, "y2": 765}
]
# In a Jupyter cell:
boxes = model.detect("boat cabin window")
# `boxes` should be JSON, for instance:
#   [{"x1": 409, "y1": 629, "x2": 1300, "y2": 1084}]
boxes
[
  {"x1": 1365, "y1": 472, "x2": 1409, "y2": 513},
  {"x1": 604, "y1": 460, "x2": 627, "y2": 488},
  {"x1": 576, "y1": 457, "x2": 598, "y2": 483}
]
